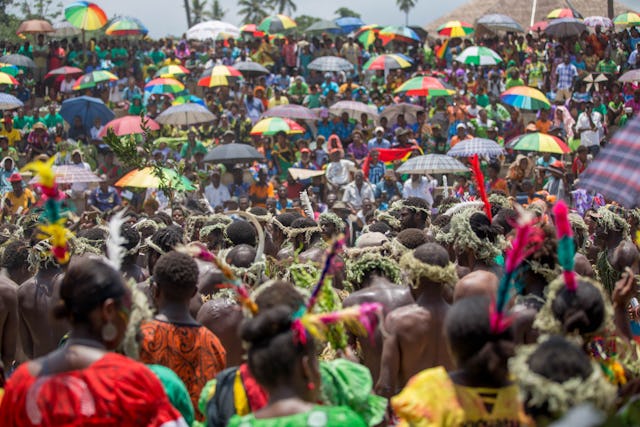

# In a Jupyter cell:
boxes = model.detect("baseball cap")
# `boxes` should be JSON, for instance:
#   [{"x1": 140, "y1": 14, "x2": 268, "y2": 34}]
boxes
[
  {"x1": 300, "y1": 147, "x2": 311, "y2": 153},
  {"x1": 456, "y1": 123, "x2": 466, "y2": 130},
  {"x1": 374, "y1": 126, "x2": 384, "y2": 134},
  {"x1": 8, "y1": 172, "x2": 22, "y2": 182}
]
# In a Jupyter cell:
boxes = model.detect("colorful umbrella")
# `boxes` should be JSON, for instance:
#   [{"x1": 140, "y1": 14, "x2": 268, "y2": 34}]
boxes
[
  {"x1": 396, "y1": 154, "x2": 468, "y2": 174},
  {"x1": 0, "y1": 93, "x2": 23, "y2": 110},
  {"x1": 240, "y1": 24, "x2": 264, "y2": 37},
  {"x1": 250, "y1": 117, "x2": 304, "y2": 135},
  {"x1": 363, "y1": 54, "x2": 413, "y2": 71},
  {"x1": 17, "y1": 19, "x2": 54, "y2": 35},
  {"x1": 262, "y1": 104, "x2": 317, "y2": 121},
  {"x1": 64, "y1": 1, "x2": 107, "y2": 31},
  {"x1": 0, "y1": 54, "x2": 35, "y2": 68},
  {"x1": 437, "y1": 21, "x2": 474, "y2": 37},
  {"x1": 73, "y1": 70, "x2": 118, "y2": 90},
  {"x1": 0, "y1": 72, "x2": 19, "y2": 85},
  {"x1": 447, "y1": 138, "x2": 505, "y2": 157},
  {"x1": 583, "y1": 16, "x2": 614, "y2": 28},
  {"x1": 308, "y1": 56, "x2": 354, "y2": 72},
  {"x1": 172, "y1": 95, "x2": 205, "y2": 106},
  {"x1": 508, "y1": 132, "x2": 570, "y2": 154},
  {"x1": 614, "y1": 12, "x2": 640, "y2": 26},
  {"x1": 106, "y1": 16, "x2": 148, "y2": 36},
  {"x1": 201, "y1": 64, "x2": 242, "y2": 78},
  {"x1": 500, "y1": 86, "x2": 550, "y2": 110},
  {"x1": 329, "y1": 100, "x2": 378, "y2": 121},
  {"x1": 116, "y1": 167, "x2": 196, "y2": 191},
  {"x1": 154, "y1": 65, "x2": 190, "y2": 78},
  {"x1": 98, "y1": 115, "x2": 160, "y2": 138},
  {"x1": 59, "y1": 95, "x2": 115, "y2": 131},
  {"x1": 547, "y1": 8, "x2": 574, "y2": 19},
  {"x1": 186, "y1": 20, "x2": 241, "y2": 40},
  {"x1": 0, "y1": 64, "x2": 19, "y2": 77},
  {"x1": 45, "y1": 66, "x2": 83, "y2": 81},
  {"x1": 356, "y1": 25, "x2": 382, "y2": 48},
  {"x1": 233, "y1": 61, "x2": 270, "y2": 77},
  {"x1": 197, "y1": 75, "x2": 229, "y2": 87},
  {"x1": 203, "y1": 143, "x2": 264, "y2": 164},
  {"x1": 144, "y1": 77, "x2": 185, "y2": 94},
  {"x1": 379, "y1": 26, "x2": 420, "y2": 43},
  {"x1": 476, "y1": 14, "x2": 524, "y2": 33},
  {"x1": 530, "y1": 21, "x2": 549, "y2": 32},
  {"x1": 30, "y1": 165, "x2": 101, "y2": 185},
  {"x1": 335, "y1": 17, "x2": 365, "y2": 33},
  {"x1": 394, "y1": 76, "x2": 454, "y2": 97},
  {"x1": 619, "y1": 69, "x2": 640, "y2": 83},
  {"x1": 455, "y1": 46, "x2": 502, "y2": 65},
  {"x1": 258, "y1": 14, "x2": 297, "y2": 33},
  {"x1": 155, "y1": 103, "x2": 216, "y2": 126},
  {"x1": 579, "y1": 114, "x2": 640, "y2": 207},
  {"x1": 544, "y1": 18, "x2": 586, "y2": 38}
]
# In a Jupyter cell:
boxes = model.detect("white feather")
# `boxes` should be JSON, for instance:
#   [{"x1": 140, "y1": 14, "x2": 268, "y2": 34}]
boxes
[
  {"x1": 106, "y1": 209, "x2": 128, "y2": 271},
  {"x1": 300, "y1": 189, "x2": 314, "y2": 219}
]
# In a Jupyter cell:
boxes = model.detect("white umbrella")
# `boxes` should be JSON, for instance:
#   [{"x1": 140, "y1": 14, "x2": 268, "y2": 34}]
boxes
[
  {"x1": 396, "y1": 154, "x2": 468, "y2": 175},
  {"x1": 379, "y1": 103, "x2": 424, "y2": 124},
  {"x1": 328, "y1": 100, "x2": 378, "y2": 121},
  {"x1": 308, "y1": 56, "x2": 354, "y2": 72},
  {"x1": 155, "y1": 104, "x2": 216, "y2": 126},
  {"x1": 52, "y1": 21, "x2": 81, "y2": 38},
  {"x1": 455, "y1": 46, "x2": 503, "y2": 66},
  {"x1": 186, "y1": 20, "x2": 240, "y2": 41}
]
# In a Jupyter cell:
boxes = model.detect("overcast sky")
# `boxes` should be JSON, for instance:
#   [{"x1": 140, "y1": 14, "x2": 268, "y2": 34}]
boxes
[{"x1": 66, "y1": 0, "x2": 640, "y2": 38}]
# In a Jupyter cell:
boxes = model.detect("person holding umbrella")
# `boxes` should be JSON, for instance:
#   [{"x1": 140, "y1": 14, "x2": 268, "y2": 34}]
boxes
[{"x1": 180, "y1": 129, "x2": 207, "y2": 161}]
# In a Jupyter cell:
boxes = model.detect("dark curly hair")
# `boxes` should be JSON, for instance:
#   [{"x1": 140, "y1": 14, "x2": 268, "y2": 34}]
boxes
[
  {"x1": 469, "y1": 212, "x2": 499, "y2": 243},
  {"x1": 150, "y1": 225, "x2": 184, "y2": 255},
  {"x1": 153, "y1": 251, "x2": 199, "y2": 300},
  {"x1": 396, "y1": 228, "x2": 428, "y2": 249},
  {"x1": 1, "y1": 239, "x2": 29, "y2": 271},
  {"x1": 551, "y1": 279, "x2": 605, "y2": 336},
  {"x1": 226, "y1": 220, "x2": 257, "y2": 247}
]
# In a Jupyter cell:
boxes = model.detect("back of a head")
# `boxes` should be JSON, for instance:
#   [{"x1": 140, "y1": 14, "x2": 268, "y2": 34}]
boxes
[
  {"x1": 290, "y1": 217, "x2": 318, "y2": 230},
  {"x1": 2, "y1": 239, "x2": 29, "y2": 271},
  {"x1": 527, "y1": 335, "x2": 592, "y2": 383},
  {"x1": 153, "y1": 251, "x2": 199, "y2": 301},
  {"x1": 225, "y1": 220, "x2": 257, "y2": 246},
  {"x1": 396, "y1": 228, "x2": 428, "y2": 249},
  {"x1": 150, "y1": 225, "x2": 184, "y2": 254},
  {"x1": 492, "y1": 208, "x2": 517, "y2": 235},
  {"x1": 413, "y1": 242, "x2": 450, "y2": 267},
  {"x1": 249, "y1": 207, "x2": 269, "y2": 217},
  {"x1": 551, "y1": 280, "x2": 605, "y2": 335},
  {"x1": 55, "y1": 256, "x2": 126, "y2": 323},
  {"x1": 254, "y1": 280, "x2": 305, "y2": 314},
  {"x1": 226, "y1": 244, "x2": 256, "y2": 268},
  {"x1": 120, "y1": 224, "x2": 141, "y2": 253},
  {"x1": 469, "y1": 212, "x2": 498, "y2": 243},
  {"x1": 404, "y1": 197, "x2": 429, "y2": 217},
  {"x1": 274, "y1": 212, "x2": 298, "y2": 228},
  {"x1": 368, "y1": 221, "x2": 391, "y2": 235}
]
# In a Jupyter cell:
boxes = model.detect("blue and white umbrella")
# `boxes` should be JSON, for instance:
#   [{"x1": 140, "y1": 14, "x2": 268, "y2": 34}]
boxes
[
  {"x1": 308, "y1": 56, "x2": 354, "y2": 72},
  {"x1": 59, "y1": 96, "x2": 114, "y2": 131},
  {"x1": 0, "y1": 93, "x2": 23, "y2": 110}
]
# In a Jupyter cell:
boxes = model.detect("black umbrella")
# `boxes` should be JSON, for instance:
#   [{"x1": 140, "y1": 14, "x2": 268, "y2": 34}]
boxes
[
  {"x1": 203, "y1": 143, "x2": 264, "y2": 164},
  {"x1": 233, "y1": 61, "x2": 270, "y2": 77}
]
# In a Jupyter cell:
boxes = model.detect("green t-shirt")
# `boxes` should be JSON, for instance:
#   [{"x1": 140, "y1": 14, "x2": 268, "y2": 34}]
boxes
[
  {"x1": 180, "y1": 141, "x2": 207, "y2": 159},
  {"x1": 111, "y1": 47, "x2": 128, "y2": 66},
  {"x1": 43, "y1": 113, "x2": 64, "y2": 129},
  {"x1": 149, "y1": 50, "x2": 166, "y2": 65},
  {"x1": 13, "y1": 115, "x2": 33, "y2": 130},
  {"x1": 505, "y1": 77, "x2": 525, "y2": 90},
  {"x1": 227, "y1": 405, "x2": 366, "y2": 427}
]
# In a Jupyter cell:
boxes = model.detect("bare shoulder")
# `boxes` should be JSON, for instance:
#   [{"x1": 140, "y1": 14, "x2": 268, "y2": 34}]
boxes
[
  {"x1": 17, "y1": 277, "x2": 36, "y2": 301},
  {"x1": 385, "y1": 304, "x2": 431, "y2": 333}
]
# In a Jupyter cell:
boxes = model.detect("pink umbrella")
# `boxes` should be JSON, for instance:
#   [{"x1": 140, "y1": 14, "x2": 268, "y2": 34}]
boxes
[{"x1": 98, "y1": 115, "x2": 160, "y2": 138}]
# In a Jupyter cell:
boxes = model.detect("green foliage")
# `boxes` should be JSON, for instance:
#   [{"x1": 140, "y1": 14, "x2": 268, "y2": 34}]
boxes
[
  {"x1": 203, "y1": 0, "x2": 226, "y2": 20},
  {"x1": 19, "y1": 0, "x2": 62, "y2": 20},
  {"x1": 190, "y1": 0, "x2": 206, "y2": 25},
  {"x1": 268, "y1": 0, "x2": 297, "y2": 15},
  {"x1": 295, "y1": 14, "x2": 321, "y2": 32},
  {"x1": 396, "y1": 0, "x2": 417, "y2": 25},
  {"x1": 334, "y1": 7, "x2": 361, "y2": 18},
  {"x1": 238, "y1": 0, "x2": 268, "y2": 24}
]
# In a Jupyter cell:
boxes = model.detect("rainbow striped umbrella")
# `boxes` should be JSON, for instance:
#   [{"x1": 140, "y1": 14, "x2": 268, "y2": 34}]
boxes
[
  {"x1": 437, "y1": 20, "x2": 474, "y2": 37},
  {"x1": 0, "y1": 64, "x2": 19, "y2": 77},
  {"x1": 258, "y1": 14, "x2": 297, "y2": 33},
  {"x1": 250, "y1": 117, "x2": 304, "y2": 136},
  {"x1": 379, "y1": 26, "x2": 420, "y2": 43},
  {"x1": 155, "y1": 65, "x2": 190, "y2": 78},
  {"x1": 64, "y1": 1, "x2": 107, "y2": 31},
  {"x1": 500, "y1": 86, "x2": 550, "y2": 110},
  {"x1": 456, "y1": 46, "x2": 502, "y2": 65},
  {"x1": 201, "y1": 65, "x2": 242, "y2": 77},
  {"x1": 144, "y1": 77, "x2": 185, "y2": 94},
  {"x1": 172, "y1": 95, "x2": 205, "y2": 106},
  {"x1": 116, "y1": 167, "x2": 196, "y2": 191},
  {"x1": 508, "y1": 132, "x2": 570, "y2": 154},
  {"x1": 614, "y1": 12, "x2": 640, "y2": 26},
  {"x1": 547, "y1": 8, "x2": 574, "y2": 19},
  {"x1": 363, "y1": 54, "x2": 413, "y2": 71},
  {"x1": 394, "y1": 76, "x2": 454, "y2": 97},
  {"x1": 0, "y1": 72, "x2": 18, "y2": 85},
  {"x1": 106, "y1": 16, "x2": 148, "y2": 36},
  {"x1": 72, "y1": 70, "x2": 118, "y2": 90},
  {"x1": 197, "y1": 75, "x2": 229, "y2": 87},
  {"x1": 356, "y1": 25, "x2": 381, "y2": 48}
]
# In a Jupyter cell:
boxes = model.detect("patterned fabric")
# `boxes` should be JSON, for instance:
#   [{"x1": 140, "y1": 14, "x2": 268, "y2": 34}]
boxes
[
  {"x1": 139, "y1": 319, "x2": 227, "y2": 420},
  {"x1": 0, "y1": 353, "x2": 187, "y2": 426},
  {"x1": 555, "y1": 63, "x2": 578, "y2": 90},
  {"x1": 227, "y1": 405, "x2": 366, "y2": 427}
]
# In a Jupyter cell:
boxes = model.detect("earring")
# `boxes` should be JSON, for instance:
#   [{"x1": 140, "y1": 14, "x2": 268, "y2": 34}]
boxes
[
  {"x1": 307, "y1": 382, "x2": 315, "y2": 391},
  {"x1": 101, "y1": 321, "x2": 118, "y2": 342}
]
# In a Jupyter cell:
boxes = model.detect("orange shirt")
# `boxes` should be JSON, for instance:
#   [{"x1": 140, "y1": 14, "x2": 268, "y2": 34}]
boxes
[
  {"x1": 535, "y1": 119, "x2": 552, "y2": 134},
  {"x1": 449, "y1": 134, "x2": 472, "y2": 148},
  {"x1": 249, "y1": 182, "x2": 275, "y2": 208},
  {"x1": 489, "y1": 177, "x2": 509, "y2": 194}
]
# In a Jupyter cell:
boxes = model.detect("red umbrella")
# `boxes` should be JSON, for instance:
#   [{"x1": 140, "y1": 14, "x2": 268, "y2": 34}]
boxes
[
  {"x1": 98, "y1": 115, "x2": 160, "y2": 138},
  {"x1": 44, "y1": 66, "x2": 83, "y2": 84},
  {"x1": 530, "y1": 21, "x2": 549, "y2": 32}
]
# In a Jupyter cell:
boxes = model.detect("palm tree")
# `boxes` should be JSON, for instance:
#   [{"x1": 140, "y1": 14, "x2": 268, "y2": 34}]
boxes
[
  {"x1": 183, "y1": 0, "x2": 192, "y2": 28},
  {"x1": 238, "y1": 0, "x2": 268, "y2": 24},
  {"x1": 203, "y1": 0, "x2": 226, "y2": 20},
  {"x1": 396, "y1": 0, "x2": 417, "y2": 25},
  {"x1": 334, "y1": 7, "x2": 361, "y2": 19},
  {"x1": 191, "y1": 0, "x2": 207, "y2": 24},
  {"x1": 269, "y1": 0, "x2": 297, "y2": 15}
]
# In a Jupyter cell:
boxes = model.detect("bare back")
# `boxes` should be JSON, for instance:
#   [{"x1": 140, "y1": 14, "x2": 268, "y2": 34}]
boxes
[
  {"x1": 196, "y1": 298, "x2": 244, "y2": 367},
  {"x1": 0, "y1": 276, "x2": 19, "y2": 367}
]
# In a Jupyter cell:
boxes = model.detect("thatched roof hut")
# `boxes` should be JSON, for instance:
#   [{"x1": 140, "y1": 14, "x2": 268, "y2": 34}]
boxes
[{"x1": 425, "y1": 0, "x2": 636, "y2": 32}]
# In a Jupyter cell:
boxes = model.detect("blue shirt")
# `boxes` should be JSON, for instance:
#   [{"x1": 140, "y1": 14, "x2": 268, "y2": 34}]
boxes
[
  {"x1": 317, "y1": 121, "x2": 335, "y2": 140},
  {"x1": 375, "y1": 180, "x2": 403, "y2": 202},
  {"x1": 334, "y1": 121, "x2": 355, "y2": 142},
  {"x1": 367, "y1": 137, "x2": 391, "y2": 149},
  {"x1": 89, "y1": 186, "x2": 121, "y2": 211},
  {"x1": 368, "y1": 161, "x2": 385, "y2": 185}
]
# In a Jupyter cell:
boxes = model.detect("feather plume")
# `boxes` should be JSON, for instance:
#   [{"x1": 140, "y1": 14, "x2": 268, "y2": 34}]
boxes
[
  {"x1": 470, "y1": 154, "x2": 492, "y2": 221},
  {"x1": 300, "y1": 189, "x2": 315, "y2": 219},
  {"x1": 300, "y1": 303, "x2": 383, "y2": 343},
  {"x1": 106, "y1": 209, "x2": 128, "y2": 271},
  {"x1": 306, "y1": 236, "x2": 345, "y2": 313},
  {"x1": 442, "y1": 175, "x2": 450, "y2": 198},
  {"x1": 553, "y1": 201, "x2": 577, "y2": 292}
]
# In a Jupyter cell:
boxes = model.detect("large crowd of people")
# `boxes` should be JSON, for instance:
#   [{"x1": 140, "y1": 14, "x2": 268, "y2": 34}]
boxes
[{"x1": 0, "y1": 10, "x2": 639, "y2": 426}]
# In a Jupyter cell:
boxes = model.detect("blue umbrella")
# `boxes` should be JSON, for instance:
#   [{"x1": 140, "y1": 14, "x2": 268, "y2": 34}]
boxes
[
  {"x1": 59, "y1": 96, "x2": 115, "y2": 131},
  {"x1": 0, "y1": 93, "x2": 23, "y2": 110},
  {"x1": 335, "y1": 17, "x2": 365, "y2": 33}
]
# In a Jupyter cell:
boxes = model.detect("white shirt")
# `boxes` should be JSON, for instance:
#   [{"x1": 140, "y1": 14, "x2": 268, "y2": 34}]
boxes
[
  {"x1": 90, "y1": 125, "x2": 104, "y2": 141},
  {"x1": 70, "y1": 161, "x2": 91, "y2": 193},
  {"x1": 204, "y1": 182, "x2": 230, "y2": 208},
  {"x1": 402, "y1": 176, "x2": 437, "y2": 207},
  {"x1": 325, "y1": 159, "x2": 354, "y2": 187},
  {"x1": 576, "y1": 111, "x2": 603, "y2": 147},
  {"x1": 60, "y1": 79, "x2": 75, "y2": 93},
  {"x1": 342, "y1": 181, "x2": 375, "y2": 210}
]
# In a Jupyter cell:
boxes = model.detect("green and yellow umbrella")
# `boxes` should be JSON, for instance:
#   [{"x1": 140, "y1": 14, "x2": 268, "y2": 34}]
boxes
[
  {"x1": 546, "y1": 8, "x2": 574, "y2": 19},
  {"x1": 105, "y1": 16, "x2": 148, "y2": 36},
  {"x1": 614, "y1": 12, "x2": 640, "y2": 26},
  {"x1": 509, "y1": 132, "x2": 571, "y2": 154},
  {"x1": 437, "y1": 20, "x2": 474, "y2": 37},
  {"x1": 258, "y1": 14, "x2": 297, "y2": 34},
  {"x1": 250, "y1": 117, "x2": 304, "y2": 136},
  {"x1": 154, "y1": 65, "x2": 190, "y2": 78},
  {"x1": 0, "y1": 64, "x2": 19, "y2": 77},
  {"x1": 356, "y1": 25, "x2": 382, "y2": 48},
  {"x1": 0, "y1": 72, "x2": 19, "y2": 85},
  {"x1": 64, "y1": 1, "x2": 107, "y2": 31},
  {"x1": 72, "y1": 70, "x2": 118, "y2": 90},
  {"x1": 500, "y1": 86, "x2": 551, "y2": 110},
  {"x1": 363, "y1": 54, "x2": 413, "y2": 71},
  {"x1": 144, "y1": 77, "x2": 185, "y2": 94}
]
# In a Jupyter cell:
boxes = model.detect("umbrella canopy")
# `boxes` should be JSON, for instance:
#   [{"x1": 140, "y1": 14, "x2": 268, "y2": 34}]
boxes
[
  {"x1": 203, "y1": 143, "x2": 264, "y2": 164},
  {"x1": 544, "y1": 18, "x2": 586, "y2": 38},
  {"x1": 59, "y1": 96, "x2": 114, "y2": 131},
  {"x1": 73, "y1": 70, "x2": 118, "y2": 90},
  {"x1": 106, "y1": 16, "x2": 148, "y2": 36},
  {"x1": 455, "y1": 46, "x2": 502, "y2": 66},
  {"x1": 308, "y1": 56, "x2": 354, "y2": 72},
  {"x1": 579, "y1": 114, "x2": 640, "y2": 207},
  {"x1": 233, "y1": 61, "x2": 270, "y2": 77},
  {"x1": 144, "y1": 77, "x2": 185, "y2": 94},
  {"x1": 476, "y1": 14, "x2": 524, "y2": 32},
  {"x1": 305, "y1": 20, "x2": 341, "y2": 33},
  {"x1": 619, "y1": 69, "x2": 640, "y2": 83},
  {"x1": 64, "y1": 1, "x2": 107, "y2": 31},
  {"x1": 201, "y1": 65, "x2": 242, "y2": 78},
  {"x1": 379, "y1": 26, "x2": 420, "y2": 43},
  {"x1": 52, "y1": 21, "x2": 81, "y2": 37},
  {"x1": 329, "y1": 101, "x2": 378, "y2": 121},
  {"x1": 530, "y1": 21, "x2": 549, "y2": 32},
  {"x1": 116, "y1": 167, "x2": 196, "y2": 191},
  {"x1": 45, "y1": 66, "x2": 83, "y2": 81},
  {"x1": 437, "y1": 20, "x2": 474, "y2": 37},
  {"x1": 0, "y1": 93, "x2": 23, "y2": 110},
  {"x1": 583, "y1": 16, "x2": 614, "y2": 28},
  {"x1": 363, "y1": 54, "x2": 413, "y2": 71},
  {"x1": 250, "y1": 117, "x2": 305, "y2": 135},
  {"x1": 197, "y1": 75, "x2": 229, "y2": 87},
  {"x1": 172, "y1": 95, "x2": 205, "y2": 106},
  {"x1": 357, "y1": 26, "x2": 382, "y2": 48},
  {"x1": 394, "y1": 76, "x2": 454, "y2": 97},
  {"x1": 240, "y1": 24, "x2": 264, "y2": 37},
  {"x1": 98, "y1": 115, "x2": 160, "y2": 138},
  {"x1": 262, "y1": 104, "x2": 317, "y2": 120},
  {"x1": 186, "y1": 20, "x2": 240, "y2": 40},
  {"x1": 396, "y1": 154, "x2": 468, "y2": 175},
  {"x1": 547, "y1": 8, "x2": 574, "y2": 19},
  {"x1": 0, "y1": 72, "x2": 18, "y2": 85},
  {"x1": 0, "y1": 64, "x2": 19, "y2": 77},
  {"x1": 17, "y1": 19, "x2": 54, "y2": 34},
  {"x1": 0, "y1": 54, "x2": 35, "y2": 68},
  {"x1": 500, "y1": 86, "x2": 551, "y2": 110},
  {"x1": 614, "y1": 12, "x2": 640, "y2": 26},
  {"x1": 155, "y1": 103, "x2": 216, "y2": 126},
  {"x1": 508, "y1": 132, "x2": 570, "y2": 154},
  {"x1": 335, "y1": 17, "x2": 365, "y2": 33},
  {"x1": 447, "y1": 138, "x2": 505, "y2": 157},
  {"x1": 258, "y1": 14, "x2": 297, "y2": 33},
  {"x1": 379, "y1": 103, "x2": 424, "y2": 124},
  {"x1": 155, "y1": 65, "x2": 190, "y2": 78},
  {"x1": 30, "y1": 165, "x2": 101, "y2": 185}
]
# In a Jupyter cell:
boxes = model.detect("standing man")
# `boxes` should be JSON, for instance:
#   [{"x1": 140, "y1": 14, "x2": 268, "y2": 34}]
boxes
[
  {"x1": 402, "y1": 174, "x2": 437, "y2": 208},
  {"x1": 204, "y1": 168, "x2": 230, "y2": 210},
  {"x1": 555, "y1": 55, "x2": 578, "y2": 103},
  {"x1": 342, "y1": 170, "x2": 375, "y2": 211},
  {"x1": 575, "y1": 101, "x2": 604, "y2": 156}
]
